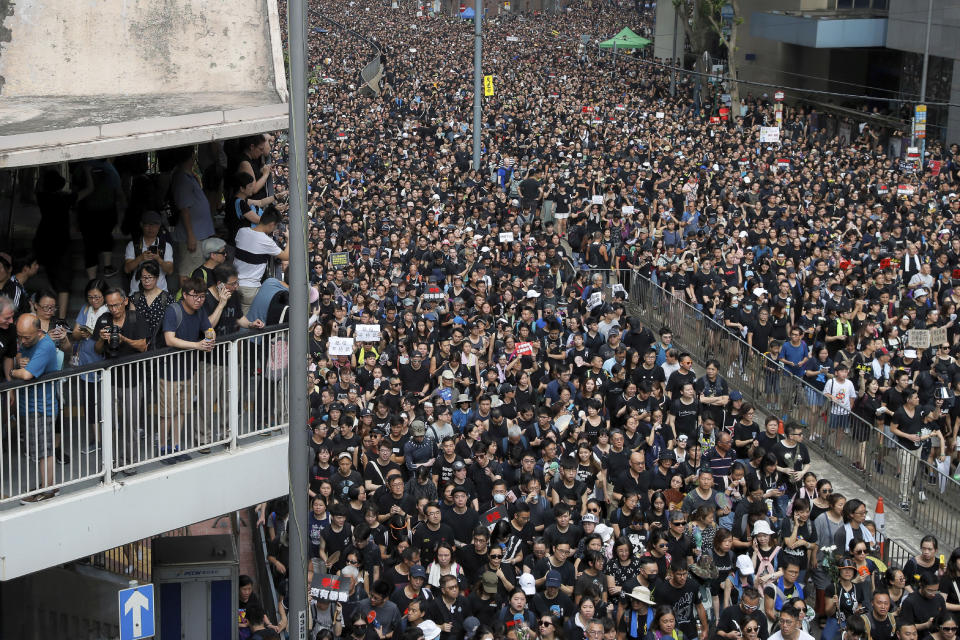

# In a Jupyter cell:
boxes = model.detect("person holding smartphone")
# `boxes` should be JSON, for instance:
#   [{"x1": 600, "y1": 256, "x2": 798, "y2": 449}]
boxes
[{"x1": 123, "y1": 211, "x2": 174, "y2": 293}]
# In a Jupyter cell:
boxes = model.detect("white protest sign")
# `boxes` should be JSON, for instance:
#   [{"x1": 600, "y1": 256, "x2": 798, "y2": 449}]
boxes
[
  {"x1": 591, "y1": 195, "x2": 604, "y2": 205},
  {"x1": 611, "y1": 283, "x2": 627, "y2": 299},
  {"x1": 759, "y1": 126, "x2": 780, "y2": 143},
  {"x1": 498, "y1": 231, "x2": 515, "y2": 243},
  {"x1": 328, "y1": 336, "x2": 355, "y2": 356},
  {"x1": 655, "y1": 112, "x2": 665, "y2": 119},
  {"x1": 907, "y1": 329, "x2": 930, "y2": 350},
  {"x1": 355, "y1": 324, "x2": 381, "y2": 342},
  {"x1": 506, "y1": 36, "x2": 520, "y2": 42},
  {"x1": 587, "y1": 291, "x2": 603, "y2": 310},
  {"x1": 622, "y1": 205, "x2": 635, "y2": 215}
]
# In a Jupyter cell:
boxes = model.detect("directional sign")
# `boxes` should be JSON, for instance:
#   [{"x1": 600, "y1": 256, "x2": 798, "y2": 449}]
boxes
[{"x1": 119, "y1": 584, "x2": 155, "y2": 640}]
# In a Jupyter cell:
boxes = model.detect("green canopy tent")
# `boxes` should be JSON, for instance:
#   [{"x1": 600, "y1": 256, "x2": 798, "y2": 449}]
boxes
[{"x1": 598, "y1": 28, "x2": 651, "y2": 50}]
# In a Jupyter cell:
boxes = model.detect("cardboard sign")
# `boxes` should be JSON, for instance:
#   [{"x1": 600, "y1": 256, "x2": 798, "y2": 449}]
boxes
[
  {"x1": 328, "y1": 336, "x2": 355, "y2": 356},
  {"x1": 930, "y1": 326, "x2": 948, "y2": 346},
  {"x1": 759, "y1": 127, "x2": 780, "y2": 143},
  {"x1": 498, "y1": 231, "x2": 515, "y2": 243},
  {"x1": 310, "y1": 573, "x2": 353, "y2": 602},
  {"x1": 587, "y1": 291, "x2": 603, "y2": 310},
  {"x1": 482, "y1": 504, "x2": 508, "y2": 530},
  {"x1": 330, "y1": 251, "x2": 350, "y2": 267},
  {"x1": 355, "y1": 324, "x2": 381, "y2": 342},
  {"x1": 908, "y1": 329, "x2": 930, "y2": 350}
]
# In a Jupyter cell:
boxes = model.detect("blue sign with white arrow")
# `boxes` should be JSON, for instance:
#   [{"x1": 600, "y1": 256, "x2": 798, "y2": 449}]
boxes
[{"x1": 118, "y1": 583, "x2": 155, "y2": 640}]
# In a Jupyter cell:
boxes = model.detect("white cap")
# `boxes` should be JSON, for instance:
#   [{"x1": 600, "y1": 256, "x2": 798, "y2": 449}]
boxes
[
  {"x1": 753, "y1": 288, "x2": 768, "y2": 298},
  {"x1": 752, "y1": 520, "x2": 774, "y2": 536},
  {"x1": 736, "y1": 554, "x2": 754, "y2": 576},
  {"x1": 518, "y1": 572, "x2": 536, "y2": 595},
  {"x1": 739, "y1": 231, "x2": 749, "y2": 238},
  {"x1": 915, "y1": 288, "x2": 928, "y2": 297},
  {"x1": 419, "y1": 621, "x2": 442, "y2": 640},
  {"x1": 527, "y1": 290, "x2": 541, "y2": 298}
]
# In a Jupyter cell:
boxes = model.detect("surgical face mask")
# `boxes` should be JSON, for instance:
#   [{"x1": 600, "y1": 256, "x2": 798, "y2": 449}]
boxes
[{"x1": 493, "y1": 493, "x2": 506, "y2": 504}]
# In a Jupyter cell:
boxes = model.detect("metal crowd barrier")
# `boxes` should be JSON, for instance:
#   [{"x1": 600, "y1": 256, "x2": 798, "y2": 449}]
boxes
[
  {"x1": 617, "y1": 270, "x2": 960, "y2": 553},
  {"x1": 0, "y1": 326, "x2": 290, "y2": 504}
]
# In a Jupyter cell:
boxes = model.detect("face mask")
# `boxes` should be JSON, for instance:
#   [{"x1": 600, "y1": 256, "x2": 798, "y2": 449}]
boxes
[{"x1": 493, "y1": 493, "x2": 506, "y2": 504}]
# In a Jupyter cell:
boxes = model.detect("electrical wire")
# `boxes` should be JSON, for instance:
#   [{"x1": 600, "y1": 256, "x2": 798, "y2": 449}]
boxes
[{"x1": 586, "y1": 39, "x2": 960, "y2": 108}]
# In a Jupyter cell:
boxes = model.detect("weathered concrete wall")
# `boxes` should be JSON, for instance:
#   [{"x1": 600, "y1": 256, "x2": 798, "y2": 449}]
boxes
[{"x1": 0, "y1": 0, "x2": 277, "y2": 97}]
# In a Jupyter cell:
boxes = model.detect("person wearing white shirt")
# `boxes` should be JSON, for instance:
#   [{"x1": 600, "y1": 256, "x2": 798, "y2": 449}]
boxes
[
  {"x1": 234, "y1": 208, "x2": 288, "y2": 313},
  {"x1": 767, "y1": 602, "x2": 814, "y2": 640},
  {"x1": 123, "y1": 211, "x2": 175, "y2": 292}
]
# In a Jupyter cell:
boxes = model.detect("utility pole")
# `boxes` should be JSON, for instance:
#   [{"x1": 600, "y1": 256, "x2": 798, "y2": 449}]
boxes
[
  {"x1": 669, "y1": 4, "x2": 679, "y2": 97},
  {"x1": 285, "y1": 0, "x2": 310, "y2": 638},
  {"x1": 472, "y1": 0, "x2": 483, "y2": 168},
  {"x1": 916, "y1": 0, "x2": 933, "y2": 160}
]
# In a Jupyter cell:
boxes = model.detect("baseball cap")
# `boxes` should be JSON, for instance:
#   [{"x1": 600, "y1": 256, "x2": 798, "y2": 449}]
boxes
[
  {"x1": 410, "y1": 420, "x2": 427, "y2": 436},
  {"x1": 442, "y1": 370, "x2": 455, "y2": 380},
  {"x1": 730, "y1": 391, "x2": 743, "y2": 401},
  {"x1": 481, "y1": 571, "x2": 499, "y2": 594},
  {"x1": 410, "y1": 564, "x2": 427, "y2": 579},
  {"x1": 518, "y1": 573, "x2": 536, "y2": 595},
  {"x1": 453, "y1": 461, "x2": 466, "y2": 471},
  {"x1": 338, "y1": 452, "x2": 353, "y2": 461},
  {"x1": 582, "y1": 513, "x2": 599, "y2": 524},
  {"x1": 545, "y1": 570, "x2": 563, "y2": 588},
  {"x1": 736, "y1": 554, "x2": 754, "y2": 576}
]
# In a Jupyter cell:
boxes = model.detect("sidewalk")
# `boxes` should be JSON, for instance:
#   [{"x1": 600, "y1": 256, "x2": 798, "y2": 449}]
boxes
[{"x1": 805, "y1": 447, "x2": 922, "y2": 554}]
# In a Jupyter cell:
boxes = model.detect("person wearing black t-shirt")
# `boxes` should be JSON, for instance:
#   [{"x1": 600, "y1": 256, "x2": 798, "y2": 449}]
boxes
[
  {"x1": 667, "y1": 383, "x2": 701, "y2": 441},
  {"x1": 892, "y1": 390, "x2": 936, "y2": 509},
  {"x1": 651, "y1": 558, "x2": 706, "y2": 640},
  {"x1": 665, "y1": 354, "x2": 697, "y2": 399}
]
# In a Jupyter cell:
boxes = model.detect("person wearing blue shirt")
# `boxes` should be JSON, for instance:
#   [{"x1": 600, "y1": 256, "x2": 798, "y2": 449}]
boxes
[
  {"x1": 160, "y1": 278, "x2": 214, "y2": 464},
  {"x1": 12, "y1": 314, "x2": 61, "y2": 501},
  {"x1": 777, "y1": 328, "x2": 810, "y2": 378}
]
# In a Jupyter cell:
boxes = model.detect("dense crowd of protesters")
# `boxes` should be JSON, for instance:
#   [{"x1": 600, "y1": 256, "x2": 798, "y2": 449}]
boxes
[{"x1": 7, "y1": 0, "x2": 960, "y2": 638}]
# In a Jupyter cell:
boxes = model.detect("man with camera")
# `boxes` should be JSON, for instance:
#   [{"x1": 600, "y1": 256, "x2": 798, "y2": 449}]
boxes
[{"x1": 94, "y1": 287, "x2": 148, "y2": 473}]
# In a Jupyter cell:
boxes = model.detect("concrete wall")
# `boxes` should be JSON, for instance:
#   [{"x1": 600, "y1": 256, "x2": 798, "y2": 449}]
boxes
[
  {"x1": 653, "y1": 0, "x2": 685, "y2": 62},
  {"x1": 886, "y1": 0, "x2": 960, "y2": 58},
  {"x1": 0, "y1": 0, "x2": 278, "y2": 97}
]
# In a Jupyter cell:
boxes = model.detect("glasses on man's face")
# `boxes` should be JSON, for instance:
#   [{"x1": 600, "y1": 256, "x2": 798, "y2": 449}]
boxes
[
  {"x1": 488, "y1": 554, "x2": 503, "y2": 560},
  {"x1": 673, "y1": 521, "x2": 687, "y2": 526},
  {"x1": 186, "y1": 292, "x2": 206, "y2": 300}
]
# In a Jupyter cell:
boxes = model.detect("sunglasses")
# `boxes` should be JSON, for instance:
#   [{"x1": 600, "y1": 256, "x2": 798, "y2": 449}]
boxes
[
  {"x1": 489, "y1": 554, "x2": 503, "y2": 559},
  {"x1": 540, "y1": 621, "x2": 554, "y2": 627},
  {"x1": 942, "y1": 627, "x2": 959, "y2": 633},
  {"x1": 744, "y1": 627, "x2": 759, "y2": 633},
  {"x1": 673, "y1": 521, "x2": 687, "y2": 526},
  {"x1": 588, "y1": 508, "x2": 600, "y2": 513}
]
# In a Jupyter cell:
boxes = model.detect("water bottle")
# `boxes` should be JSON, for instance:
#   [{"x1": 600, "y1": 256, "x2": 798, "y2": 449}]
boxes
[{"x1": 205, "y1": 328, "x2": 215, "y2": 343}]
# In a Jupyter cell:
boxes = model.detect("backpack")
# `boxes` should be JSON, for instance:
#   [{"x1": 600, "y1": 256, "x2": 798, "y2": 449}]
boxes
[
  {"x1": 754, "y1": 546, "x2": 781, "y2": 584},
  {"x1": 860, "y1": 612, "x2": 896, "y2": 638}
]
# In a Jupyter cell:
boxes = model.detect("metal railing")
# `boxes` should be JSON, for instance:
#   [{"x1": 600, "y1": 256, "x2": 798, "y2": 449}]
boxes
[
  {"x1": 617, "y1": 269, "x2": 960, "y2": 552},
  {"x1": 0, "y1": 326, "x2": 290, "y2": 504}
]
